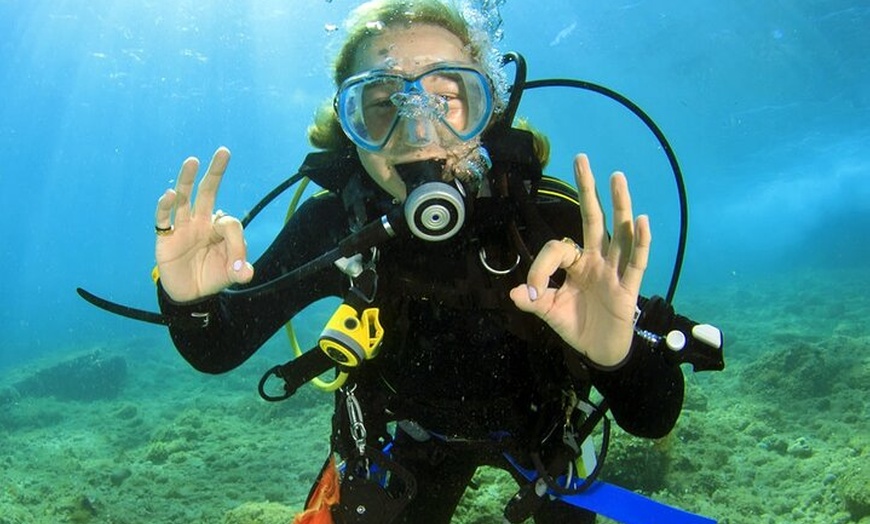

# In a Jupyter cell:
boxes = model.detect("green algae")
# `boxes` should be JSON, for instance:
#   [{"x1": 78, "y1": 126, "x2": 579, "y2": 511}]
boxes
[{"x1": 0, "y1": 267, "x2": 867, "y2": 523}]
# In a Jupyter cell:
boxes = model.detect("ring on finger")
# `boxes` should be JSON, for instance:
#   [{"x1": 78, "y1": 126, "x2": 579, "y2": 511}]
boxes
[
  {"x1": 155, "y1": 224, "x2": 174, "y2": 237},
  {"x1": 560, "y1": 237, "x2": 583, "y2": 266}
]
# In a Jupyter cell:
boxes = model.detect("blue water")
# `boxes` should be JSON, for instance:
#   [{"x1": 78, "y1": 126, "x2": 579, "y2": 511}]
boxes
[{"x1": 1, "y1": 0, "x2": 868, "y2": 371}]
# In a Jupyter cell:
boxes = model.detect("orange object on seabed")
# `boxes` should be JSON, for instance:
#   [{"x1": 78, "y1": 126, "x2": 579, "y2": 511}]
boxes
[{"x1": 293, "y1": 456, "x2": 340, "y2": 524}]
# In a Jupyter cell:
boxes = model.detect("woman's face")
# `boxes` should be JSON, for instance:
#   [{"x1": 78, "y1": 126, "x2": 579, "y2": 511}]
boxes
[{"x1": 349, "y1": 23, "x2": 478, "y2": 201}]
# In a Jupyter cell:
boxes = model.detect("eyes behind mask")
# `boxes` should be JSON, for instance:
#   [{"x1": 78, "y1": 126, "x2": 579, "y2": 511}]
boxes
[{"x1": 335, "y1": 63, "x2": 494, "y2": 152}]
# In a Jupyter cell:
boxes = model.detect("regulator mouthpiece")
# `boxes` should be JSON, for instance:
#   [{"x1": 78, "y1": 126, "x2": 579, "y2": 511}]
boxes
[{"x1": 395, "y1": 160, "x2": 467, "y2": 242}]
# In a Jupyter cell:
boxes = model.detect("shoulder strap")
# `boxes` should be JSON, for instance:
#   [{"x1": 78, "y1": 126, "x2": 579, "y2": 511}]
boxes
[
  {"x1": 484, "y1": 128, "x2": 543, "y2": 184},
  {"x1": 536, "y1": 175, "x2": 581, "y2": 206},
  {"x1": 297, "y1": 148, "x2": 361, "y2": 194},
  {"x1": 295, "y1": 148, "x2": 387, "y2": 232}
]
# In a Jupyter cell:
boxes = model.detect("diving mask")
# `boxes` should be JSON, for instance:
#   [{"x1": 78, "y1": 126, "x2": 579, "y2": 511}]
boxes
[{"x1": 335, "y1": 62, "x2": 494, "y2": 151}]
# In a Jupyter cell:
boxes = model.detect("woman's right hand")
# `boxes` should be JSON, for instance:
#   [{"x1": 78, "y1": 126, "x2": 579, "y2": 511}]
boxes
[{"x1": 154, "y1": 147, "x2": 254, "y2": 303}]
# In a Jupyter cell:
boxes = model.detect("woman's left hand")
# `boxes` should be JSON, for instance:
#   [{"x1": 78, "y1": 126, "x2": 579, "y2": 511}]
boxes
[{"x1": 510, "y1": 154, "x2": 651, "y2": 367}]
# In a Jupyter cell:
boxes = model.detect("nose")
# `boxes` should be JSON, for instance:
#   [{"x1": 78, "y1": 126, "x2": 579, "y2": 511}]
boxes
[{"x1": 402, "y1": 116, "x2": 436, "y2": 147}]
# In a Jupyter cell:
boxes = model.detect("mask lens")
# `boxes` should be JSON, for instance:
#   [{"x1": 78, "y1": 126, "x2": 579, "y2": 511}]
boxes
[
  {"x1": 360, "y1": 77, "x2": 405, "y2": 145},
  {"x1": 336, "y1": 65, "x2": 493, "y2": 151},
  {"x1": 338, "y1": 75, "x2": 404, "y2": 150},
  {"x1": 419, "y1": 68, "x2": 491, "y2": 140}
]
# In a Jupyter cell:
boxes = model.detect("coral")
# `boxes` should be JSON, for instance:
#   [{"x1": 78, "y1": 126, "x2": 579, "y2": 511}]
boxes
[
  {"x1": 0, "y1": 503, "x2": 34, "y2": 524},
  {"x1": 739, "y1": 342, "x2": 837, "y2": 402},
  {"x1": 601, "y1": 433, "x2": 669, "y2": 493},
  {"x1": 786, "y1": 437, "x2": 813, "y2": 458},
  {"x1": 64, "y1": 495, "x2": 99, "y2": 524},
  {"x1": 108, "y1": 467, "x2": 132, "y2": 486},
  {"x1": 144, "y1": 438, "x2": 190, "y2": 464},
  {"x1": 455, "y1": 466, "x2": 516, "y2": 521},
  {"x1": 13, "y1": 350, "x2": 127, "y2": 401},
  {"x1": 758, "y1": 434, "x2": 788, "y2": 455},
  {"x1": 222, "y1": 501, "x2": 297, "y2": 524},
  {"x1": 837, "y1": 458, "x2": 870, "y2": 520}
]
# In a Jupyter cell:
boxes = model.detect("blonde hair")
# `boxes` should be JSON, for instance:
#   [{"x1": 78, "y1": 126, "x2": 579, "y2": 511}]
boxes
[
  {"x1": 515, "y1": 118, "x2": 550, "y2": 169},
  {"x1": 308, "y1": 0, "x2": 488, "y2": 150}
]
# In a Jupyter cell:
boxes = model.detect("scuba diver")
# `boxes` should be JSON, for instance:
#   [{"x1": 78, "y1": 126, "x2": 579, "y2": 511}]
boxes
[{"x1": 120, "y1": 1, "x2": 726, "y2": 523}]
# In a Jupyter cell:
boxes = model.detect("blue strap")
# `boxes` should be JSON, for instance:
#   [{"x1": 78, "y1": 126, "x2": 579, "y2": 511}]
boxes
[
  {"x1": 508, "y1": 456, "x2": 717, "y2": 524},
  {"x1": 560, "y1": 481, "x2": 716, "y2": 524}
]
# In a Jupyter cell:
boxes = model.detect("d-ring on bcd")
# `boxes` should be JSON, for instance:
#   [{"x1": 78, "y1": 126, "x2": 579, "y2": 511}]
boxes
[{"x1": 478, "y1": 247, "x2": 521, "y2": 275}]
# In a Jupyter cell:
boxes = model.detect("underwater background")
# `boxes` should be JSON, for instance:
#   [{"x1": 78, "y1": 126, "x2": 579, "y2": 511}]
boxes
[{"x1": 1, "y1": 1, "x2": 868, "y2": 523}]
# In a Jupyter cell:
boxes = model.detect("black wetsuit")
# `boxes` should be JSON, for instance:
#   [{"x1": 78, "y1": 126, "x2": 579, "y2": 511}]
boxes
[{"x1": 158, "y1": 133, "x2": 685, "y2": 523}]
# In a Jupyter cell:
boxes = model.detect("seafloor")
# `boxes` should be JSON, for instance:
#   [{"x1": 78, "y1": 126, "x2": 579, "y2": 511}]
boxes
[{"x1": 1, "y1": 266, "x2": 868, "y2": 524}]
